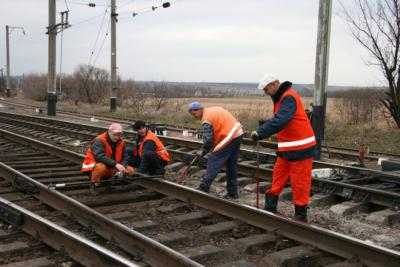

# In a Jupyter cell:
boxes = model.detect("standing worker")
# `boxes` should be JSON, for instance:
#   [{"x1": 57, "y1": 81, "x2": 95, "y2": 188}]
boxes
[
  {"x1": 188, "y1": 102, "x2": 243, "y2": 199},
  {"x1": 130, "y1": 120, "x2": 170, "y2": 175},
  {"x1": 251, "y1": 75, "x2": 316, "y2": 222},
  {"x1": 81, "y1": 123, "x2": 134, "y2": 194}
]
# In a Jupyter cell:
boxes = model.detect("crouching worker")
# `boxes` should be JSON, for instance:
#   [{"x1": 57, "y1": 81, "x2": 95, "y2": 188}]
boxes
[
  {"x1": 81, "y1": 123, "x2": 135, "y2": 193},
  {"x1": 130, "y1": 120, "x2": 170, "y2": 175}
]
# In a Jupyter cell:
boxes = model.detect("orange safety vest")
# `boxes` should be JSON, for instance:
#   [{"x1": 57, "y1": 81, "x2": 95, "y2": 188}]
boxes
[
  {"x1": 274, "y1": 88, "x2": 316, "y2": 152},
  {"x1": 81, "y1": 132, "x2": 125, "y2": 172},
  {"x1": 138, "y1": 130, "x2": 170, "y2": 162},
  {"x1": 201, "y1": 107, "x2": 243, "y2": 152}
]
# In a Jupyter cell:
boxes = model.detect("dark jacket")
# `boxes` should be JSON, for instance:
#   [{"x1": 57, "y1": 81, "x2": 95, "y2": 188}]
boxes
[
  {"x1": 124, "y1": 135, "x2": 164, "y2": 174},
  {"x1": 256, "y1": 81, "x2": 315, "y2": 160},
  {"x1": 92, "y1": 133, "x2": 119, "y2": 167},
  {"x1": 201, "y1": 123, "x2": 214, "y2": 154}
]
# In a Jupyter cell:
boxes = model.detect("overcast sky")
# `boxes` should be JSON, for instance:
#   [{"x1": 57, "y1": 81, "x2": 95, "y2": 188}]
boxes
[{"x1": 0, "y1": 0, "x2": 384, "y2": 86}]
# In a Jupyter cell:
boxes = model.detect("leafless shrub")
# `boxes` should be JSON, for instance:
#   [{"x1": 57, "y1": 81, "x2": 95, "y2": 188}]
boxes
[
  {"x1": 340, "y1": 0, "x2": 400, "y2": 127},
  {"x1": 119, "y1": 79, "x2": 147, "y2": 113},
  {"x1": 22, "y1": 73, "x2": 47, "y2": 101},
  {"x1": 331, "y1": 89, "x2": 381, "y2": 125},
  {"x1": 72, "y1": 64, "x2": 109, "y2": 104}
]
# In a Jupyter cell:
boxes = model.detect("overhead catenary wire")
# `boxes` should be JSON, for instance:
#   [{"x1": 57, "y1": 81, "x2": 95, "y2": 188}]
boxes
[
  {"x1": 64, "y1": 0, "x2": 70, "y2": 11},
  {"x1": 66, "y1": 0, "x2": 106, "y2": 7},
  {"x1": 118, "y1": 0, "x2": 175, "y2": 20},
  {"x1": 88, "y1": 6, "x2": 109, "y2": 65},
  {"x1": 92, "y1": 18, "x2": 111, "y2": 67}
]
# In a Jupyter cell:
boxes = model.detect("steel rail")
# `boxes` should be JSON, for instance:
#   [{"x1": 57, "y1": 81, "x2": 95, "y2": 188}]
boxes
[
  {"x1": 1, "y1": 114, "x2": 400, "y2": 208},
  {"x1": 170, "y1": 149, "x2": 400, "y2": 208},
  {"x1": 1, "y1": 111, "x2": 399, "y2": 180},
  {"x1": 1, "y1": 101, "x2": 399, "y2": 160},
  {"x1": 134, "y1": 179, "x2": 400, "y2": 267},
  {"x1": 0, "y1": 133, "x2": 201, "y2": 267},
  {"x1": 3, "y1": 110, "x2": 400, "y2": 177},
  {"x1": 0, "y1": 197, "x2": 139, "y2": 267},
  {"x1": 0, "y1": 128, "x2": 399, "y2": 266}
]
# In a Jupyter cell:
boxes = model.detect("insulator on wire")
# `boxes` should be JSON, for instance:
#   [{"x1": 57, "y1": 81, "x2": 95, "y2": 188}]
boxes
[
  {"x1": 132, "y1": 12, "x2": 138, "y2": 17},
  {"x1": 88, "y1": 3, "x2": 96, "y2": 7},
  {"x1": 162, "y1": 2, "x2": 171, "y2": 8},
  {"x1": 152, "y1": 6, "x2": 157, "y2": 11}
]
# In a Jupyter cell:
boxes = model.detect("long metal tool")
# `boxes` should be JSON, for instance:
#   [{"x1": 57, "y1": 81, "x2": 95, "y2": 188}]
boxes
[
  {"x1": 49, "y1": 175, "x2": 163, "y2": 190},
  {"x1": 177, "y1": 154, "x2": 200, "y2": 184},
  {"x1": 255, "y1": 141, "x2": 261, "y2": 208}
]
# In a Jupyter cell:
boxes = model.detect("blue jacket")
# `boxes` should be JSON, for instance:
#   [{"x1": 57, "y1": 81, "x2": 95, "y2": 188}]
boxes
[{"x1": 256, "y1": 81, "x2": 315, "y2": 160}]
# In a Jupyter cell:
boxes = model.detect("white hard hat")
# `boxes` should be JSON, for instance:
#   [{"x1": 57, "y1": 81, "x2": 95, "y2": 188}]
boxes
[{"x1": 257, "y1": 74, "x2": 278, "y2": 90}]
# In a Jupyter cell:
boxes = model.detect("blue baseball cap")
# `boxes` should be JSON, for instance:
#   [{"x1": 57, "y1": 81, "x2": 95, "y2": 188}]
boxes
[{"x1": 188, "y1": 101, "x2": 203, "y2": 111}]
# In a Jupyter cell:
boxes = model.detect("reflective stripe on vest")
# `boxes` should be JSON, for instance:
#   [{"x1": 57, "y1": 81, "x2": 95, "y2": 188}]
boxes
[
  {"x1": 81, "y1": 163, "x2": 96, "y2": 169},
  {"x1": 278, "y1": 136, "x2": 316, "y2": 148},
  {"x1": 201, "y1": 107, "x2": 243, "y2": 152},
  {"x1": 274, "y1": 88, "x2": 316, "y2": 152},
  {"x1": 81, "y1": 132, "x2": 125, "y2": 172},
  {"x1": 213, "y1": 122, "x2": 243, "y2": 152},
  {"x1": 138, "y1": 131, "x2": 171, "y2": 162}
]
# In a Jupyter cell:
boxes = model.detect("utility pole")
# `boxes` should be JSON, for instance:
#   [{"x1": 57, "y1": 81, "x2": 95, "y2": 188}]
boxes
[
  {"x1": 5, "y1": 25, "x2": 10, "y2": 97},
  {"x1": 313, "y1": 0, "x2": 332, "y2": 160},
  {"x1": 110, "y1": 0, "x2": 118, "y2": 112},
  {"x1": 0, "y1": 68, "x2": 4, "y2": 95},
  {"x1": 47, "y1": 0, "x2": 57, "y2": 116},
  {"x1": 46, "y1": 1, "x2": 69, "y2": 116},
  {"x1": 5, "y1": 25, "x2": 25, "y2": 98}
]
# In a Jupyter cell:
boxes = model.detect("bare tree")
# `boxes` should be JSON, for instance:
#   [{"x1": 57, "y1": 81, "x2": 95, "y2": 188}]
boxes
[
  {"x1": 120, "y1": 79, "x2": 147, "y2": 114},
  {"x1": 72, "y1": 65, "x2": 109, "y2": 104},
  {"x1": 151, "y1": 82, "x2": 169, "y2": 111},
  {"x1": 341, "y1": 0, "x2": 400, "y2": 127},
  {"x1": 332, "y1": 88, "x2": 380, "y2": 124},
  {"x1": 22, "y1": 73, "x2": 47, "y2": 101}
]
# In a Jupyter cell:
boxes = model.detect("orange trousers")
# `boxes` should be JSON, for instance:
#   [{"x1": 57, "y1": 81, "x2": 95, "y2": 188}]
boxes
[
  {"x1": 267, "y1": 157, "x2": 313, "y2": 206},
  {"x1": 90, "y1": 163, "x2": 134, "y2": 183}
]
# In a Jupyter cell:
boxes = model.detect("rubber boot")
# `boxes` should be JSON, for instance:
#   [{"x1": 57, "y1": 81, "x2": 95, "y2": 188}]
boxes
[
  {"x1": 90, "y1": 183, "x2": 100, "y2": 196},
  {"x1": 294, "y1": 205, "x2": 308, "y2": 222},
  {"x1": 264, "y1": 194, "x2": 278, "y2": 213}
]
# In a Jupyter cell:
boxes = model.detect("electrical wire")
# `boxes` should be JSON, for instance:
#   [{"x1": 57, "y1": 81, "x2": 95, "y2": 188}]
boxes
[
  {"x1": 92, "y1": 18, "x2": 111, "y2": 67},
  {"x1": 67, "y1": 0, "x2": 106, "y2": 7},
  {"x1": 88, "y1": 7, "x2": 109, "y2": 65},
  {"x1": 64, "y1": 0, "x2": 70, "y2": 11},
  {"x1": 69, "y1": 12, "x2": 108, "y2": 28}
]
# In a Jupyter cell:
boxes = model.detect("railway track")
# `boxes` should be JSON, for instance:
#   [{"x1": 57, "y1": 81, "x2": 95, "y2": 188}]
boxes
[
  {"x1": 1, "y1": 99, "x2": 399, "y2": 165},
  {"x1": 0, "y1": 125, "x2": 399, "y2": 266},
  {"x1": 0, "y1": 110, "x2": 399, "y2": 209}
]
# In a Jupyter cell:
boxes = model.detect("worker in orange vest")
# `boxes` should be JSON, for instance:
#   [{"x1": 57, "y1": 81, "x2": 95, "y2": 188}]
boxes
[
  {"x1": 81, "y1": 123, "x2": 134, "y2": 194},
  {"x1": 188, "y1": 102, "x2": 243, "y2": 199},
  {"x1": 129, "y1": 120, "x2": 170, "y2": 175},
  {"x1": 251, "y1": 74, "x2": 316, "y2": 222}
]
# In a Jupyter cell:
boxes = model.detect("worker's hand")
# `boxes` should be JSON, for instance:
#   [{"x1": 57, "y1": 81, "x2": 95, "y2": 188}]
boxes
[
  {"x1": 251, "y1": 131, "x2": 259, "y2": 141},
  {"x1": 125, "y1": 166, "x2": 135, "y2": 176},
  {"x1": 115, "y1": 163, "x2": 126, "y2": 173}
]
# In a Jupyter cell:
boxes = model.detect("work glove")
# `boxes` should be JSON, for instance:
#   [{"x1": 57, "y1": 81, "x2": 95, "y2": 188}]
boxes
[
  {"x1": 125, "y1": 166, "x2": 135, "y2": 176},
  {"x1": 115, "y1": 163, "x2": 126, "y2": 173},
  {"x1": 251, "y1": 131, "x2": 259, "y2": 141}
]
